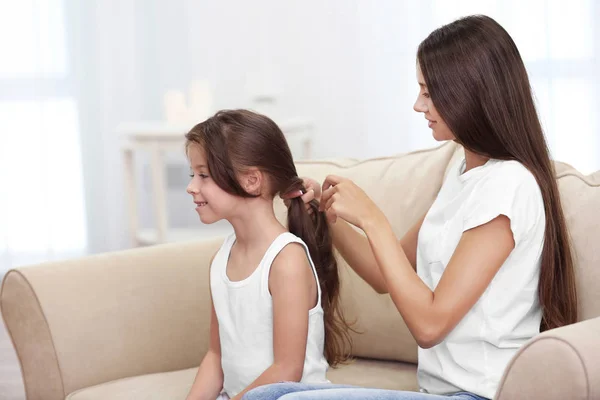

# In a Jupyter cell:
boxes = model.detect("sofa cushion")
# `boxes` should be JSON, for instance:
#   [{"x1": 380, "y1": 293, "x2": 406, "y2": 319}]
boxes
[
  {"x1": 328, "y1": 358, "x2": 418, "y2": 391},
  {"x1": 66, "y1": 368, "x2": 197, "y2": 400},
  {"x1": 66, "y1": 359, "x2": 418, "y2": 399}
]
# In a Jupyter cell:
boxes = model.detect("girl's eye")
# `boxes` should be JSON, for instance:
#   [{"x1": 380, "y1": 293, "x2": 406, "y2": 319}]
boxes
[
  {"x1": 423, "y1": 92, "x2": 430, "y2": 98},
  {"x1": 189, "y1": 170, "x2": 209, "y2": 179}
]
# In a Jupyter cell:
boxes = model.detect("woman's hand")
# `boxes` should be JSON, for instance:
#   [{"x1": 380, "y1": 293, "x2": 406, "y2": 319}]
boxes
[
  {"x1": 320, "y1": 175, "x2": 384, "y2": 229},
  {"x1": 281, "y1": 177, "x2": 322, "y2": 214}
]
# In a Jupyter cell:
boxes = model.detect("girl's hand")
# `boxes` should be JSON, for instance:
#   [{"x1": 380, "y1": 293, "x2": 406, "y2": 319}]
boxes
[
  {"x1": 320, "y1": 175, "x2": 383, "y2": 229},
  {"x1": 281, "y1": 177, "x2": 322, "y2": 214}
]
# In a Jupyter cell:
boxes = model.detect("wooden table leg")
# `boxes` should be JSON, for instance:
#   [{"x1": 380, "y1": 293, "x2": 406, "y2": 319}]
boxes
[
  {"x1": 150, "y1": 144, "x2": 168, "y2": 244},
  {"x1": 122, "y1": 146, "x2": 140, "y2": 247}
]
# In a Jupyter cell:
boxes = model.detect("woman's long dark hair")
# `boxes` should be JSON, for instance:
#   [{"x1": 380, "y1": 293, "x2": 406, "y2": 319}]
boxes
[
  {"x1": 185, "y1": 109, "x2": 352, "y2": 364},
  {"x1": 418, "y1": 15, "x2": 577, "y2": 331}
]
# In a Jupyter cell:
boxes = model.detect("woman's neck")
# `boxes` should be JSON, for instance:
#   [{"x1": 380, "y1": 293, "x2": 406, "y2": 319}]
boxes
[{"x1": 464, "y1": 149, "x2": 490, "y2": 173}]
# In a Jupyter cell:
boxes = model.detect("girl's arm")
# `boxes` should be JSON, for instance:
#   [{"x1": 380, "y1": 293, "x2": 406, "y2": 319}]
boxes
[
  {"x1": 186, "y1": 258, "x2": 224, "y2": 400},
  {"x1": 230, "y1": 243, "x2": 314, "y2": 400},
  {"x1": 321, "y1": 175, "x2": 515, "y2": 349},
  {"x1": 186, "y1": 299, "x2": 223, "y2": 400}
]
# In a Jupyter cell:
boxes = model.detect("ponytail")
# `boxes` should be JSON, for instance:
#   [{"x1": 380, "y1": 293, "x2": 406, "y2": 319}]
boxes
[{"x1": 285, "y1": 178, "x2": 353, "y2": 366}]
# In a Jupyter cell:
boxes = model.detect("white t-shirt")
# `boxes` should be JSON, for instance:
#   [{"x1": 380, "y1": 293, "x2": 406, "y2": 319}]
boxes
[{"x1": 416, "y1": 158, "x2": 545, "y2": 399}]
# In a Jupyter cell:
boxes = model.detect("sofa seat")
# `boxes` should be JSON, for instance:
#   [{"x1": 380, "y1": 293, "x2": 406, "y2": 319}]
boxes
[{"x1": 66, "y1": 358, "x2": 418, "y2": 399}]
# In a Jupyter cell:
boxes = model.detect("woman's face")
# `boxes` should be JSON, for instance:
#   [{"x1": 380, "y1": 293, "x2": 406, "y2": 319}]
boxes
[{"x1": 413, "y1": 64, "x2": 455, "y2": 142}]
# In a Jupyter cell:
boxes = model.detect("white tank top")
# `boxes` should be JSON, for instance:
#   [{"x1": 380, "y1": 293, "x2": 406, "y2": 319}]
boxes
[{"x1": 210, "y1": 232, "x2": 330, "y2": 398}]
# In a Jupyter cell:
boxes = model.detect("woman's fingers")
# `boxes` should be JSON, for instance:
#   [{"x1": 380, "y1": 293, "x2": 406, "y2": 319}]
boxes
[
  {"x1": 281, "y1": 189, "x2": 303, "y2": 200},
  {"x1": 282, "y1": 188, "x2": 315, "y2": 214},
  {"x1": 303, "y1": 189, "x2": 315, "y2": 214},
  {"x1": 301, "y1": 189, "x2": 315, "y2": 204},
  {"x1": 323, "y1": 192, "x2": 338, "y2": 212},
  {"x1": 325, "y1": 206, "x2": 337, "y2": 224},
  {"x1": 280, "y1": 177, "x2": 323, "y2": 215},
  {"x1": 303, "y1": 178, "x2": 322, "y2": 201},
  {"x1": 322, "y1": 175, "x2": 343, "y2": 192},
  {"x1": 319, "y1": 186, "x2": 336, "y2": 211}
]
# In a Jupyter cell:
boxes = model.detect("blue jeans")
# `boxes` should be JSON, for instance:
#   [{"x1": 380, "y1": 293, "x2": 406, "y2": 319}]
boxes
[{"x1": 242, "y1": 383, "x2": 489, "y2": 400}]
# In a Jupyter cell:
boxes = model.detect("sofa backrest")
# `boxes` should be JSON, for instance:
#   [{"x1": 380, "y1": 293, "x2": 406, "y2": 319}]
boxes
[
  {"x1": 283, "y1": 142, "x2": 600, "y2": 364},
  {"x1": 554, "y1": 160, "x2": 600, "y2": 320},
  {"x1": 280, "y1": 142, "x2": 459, "y2": 363},
  {"x1": 1, "y1": 237, "x2": 224, "y2": 398}
]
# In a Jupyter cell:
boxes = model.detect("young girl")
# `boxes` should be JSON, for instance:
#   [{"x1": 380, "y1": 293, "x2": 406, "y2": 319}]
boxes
[
  {"x1": 184, "y1": 109, "x2": 352, "y2": 400},
  {"x1": 243, "y1": 14, "x2": 577, "y2": 400}
]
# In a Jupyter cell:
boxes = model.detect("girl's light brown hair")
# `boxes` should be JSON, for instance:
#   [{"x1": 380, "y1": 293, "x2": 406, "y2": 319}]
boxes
[
  {"x1": 185, "y1": 109, "x2": 352, "y2": 365},
  {"x1": 418, "y1": 15, "x2": 577, "y2": 330}
]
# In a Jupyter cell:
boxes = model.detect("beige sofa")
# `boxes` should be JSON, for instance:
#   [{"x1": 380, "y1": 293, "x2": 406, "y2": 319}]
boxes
[{"x1": 2, "y1": 142, "x2": 599, "y2": 400}]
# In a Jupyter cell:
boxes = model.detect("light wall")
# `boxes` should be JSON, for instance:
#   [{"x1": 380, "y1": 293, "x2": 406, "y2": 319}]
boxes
[{"x1": 68, "y1": 0, "x2": 599, "y2": 253}]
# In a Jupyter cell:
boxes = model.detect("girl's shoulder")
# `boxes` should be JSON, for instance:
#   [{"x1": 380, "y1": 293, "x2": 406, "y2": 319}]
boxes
[
  {"x1": 269, "y1": 232, "x2": 315, "y2": 271},
  {"x1": 266, "y1": 232, "x2": 311, "y2": 264}
]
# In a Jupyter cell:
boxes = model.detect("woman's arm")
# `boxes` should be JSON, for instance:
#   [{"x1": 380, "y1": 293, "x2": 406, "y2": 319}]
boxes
[
  {"x1": 186, "y1": 256, "x2": 224, "y2": 400},
  {"x1": 230, "y1": 243, "x2": 315, "y2": 400},
  {"x1": 321, "y1": 175, "x2": 514, "y2": 348},
  {"x1": 329, "y1": 215, "x2": 425, "y2": 294},
  {"x1": 285, "y1": 178, "x2": 425, "y2": 294},
  {"x1": 364, "y1": 212, "x2": 513, "y2": 348}
]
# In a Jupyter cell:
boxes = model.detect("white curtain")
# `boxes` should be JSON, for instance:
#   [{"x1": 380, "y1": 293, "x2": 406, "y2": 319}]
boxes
[
  {"x1": 0, "y1": 0, "x2": 86, "y2": 272},
  {"x1": 428, "y1": 0, "x2": 599, "y2": 174},
  {"x1": 356, "y1": 0, "x2": 599, "y2": 174},
  {"x1": 1, "y1": 0, "x2": 598, "y2": 272}
]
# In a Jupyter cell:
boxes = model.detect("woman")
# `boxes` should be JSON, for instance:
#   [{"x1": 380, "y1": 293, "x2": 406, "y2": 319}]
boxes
[{"x1": 243, "y1": 14, "x2": 577, "y2": 400}]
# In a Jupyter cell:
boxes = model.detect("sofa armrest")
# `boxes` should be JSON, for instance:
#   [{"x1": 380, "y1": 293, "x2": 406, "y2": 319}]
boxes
[
  {"x1": 495, "y1": 316, "x2": 600, "y2": 400},
  {"x1": 0, "y1": 237, "x2": 223, "y2": 400}
]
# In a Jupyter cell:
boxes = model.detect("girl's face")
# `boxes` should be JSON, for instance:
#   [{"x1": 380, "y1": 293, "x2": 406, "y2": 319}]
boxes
[
  {"x1": 413, "y1": 64, "x2": 455, "y2": 142},
  {"x1": 186, "y1": 144, "x2": 240, "y2": 224}
]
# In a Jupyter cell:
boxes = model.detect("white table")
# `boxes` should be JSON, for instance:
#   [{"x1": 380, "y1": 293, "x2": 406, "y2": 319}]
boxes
[{"x1": 119, "y1": 119, "x2": 314, "y2": 246}]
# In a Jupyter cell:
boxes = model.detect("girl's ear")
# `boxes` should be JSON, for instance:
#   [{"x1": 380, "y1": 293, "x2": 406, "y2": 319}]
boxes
[{"x1": 241, "y1": 167, "x2": 264, "y2": 196}]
